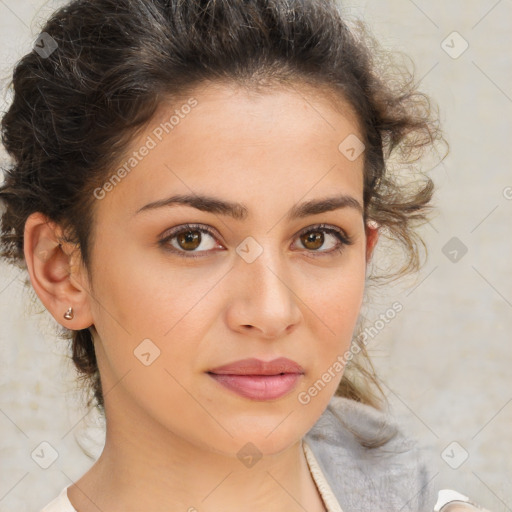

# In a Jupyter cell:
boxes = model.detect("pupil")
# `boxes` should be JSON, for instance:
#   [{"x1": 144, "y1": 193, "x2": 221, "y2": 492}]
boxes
[
  {"x1": 179, "y1": 231, "x2": 200, "y2": 250},
  {"x1": 304, "y1": 232, "x2": 323, "y2": 250}
]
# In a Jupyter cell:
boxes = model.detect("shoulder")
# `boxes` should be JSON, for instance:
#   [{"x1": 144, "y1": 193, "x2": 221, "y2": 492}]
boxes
[{"x1": 304, "y1": 395, "x2": 437, "y2": 512}]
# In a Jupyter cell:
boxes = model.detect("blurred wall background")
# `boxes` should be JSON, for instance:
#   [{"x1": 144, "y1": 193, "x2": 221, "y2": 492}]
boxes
[{"x1": 0, "y1": 1, "x2": 511, "y2": 511}]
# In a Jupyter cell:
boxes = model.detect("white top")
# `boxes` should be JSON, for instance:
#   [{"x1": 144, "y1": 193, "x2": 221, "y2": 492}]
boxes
[
  {"x1": 303, "y1": 439, "x2": 344, "y2": 512},
  {"x1": 39, "y1": 440, "x2": 344, "y2": 512},
  {"x1": 40, "y1": 485, "x2": 75, "y2": 512},
  {"x1": 39, "y1": 449, "x2": 486, "y2": 512}
]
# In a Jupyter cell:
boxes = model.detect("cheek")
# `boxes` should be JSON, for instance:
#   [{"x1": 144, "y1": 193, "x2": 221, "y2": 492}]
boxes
[
  {"x1": 301, "y1": 255, "x2": 366, "y2": 384},
  {"x1": 330, "y1": 282, "x2": 365, "y2": 338},
  {"x1": 90, "y1": 233, "x2": 219, "y2": 337},
  {"x1": 88, "y1": 250, "x2": 220, "y2": 429},
  {"x1": 305, "y1": 254, "x2": 366, "y2": 336},
  {"x1": 87, "y1": 237, "x2": 224, "y2": 390}
]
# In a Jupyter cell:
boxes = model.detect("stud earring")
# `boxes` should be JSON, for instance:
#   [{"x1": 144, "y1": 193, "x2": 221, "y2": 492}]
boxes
[{"x1": 63, "y1": 307, "x2": 74, "y2": 320}]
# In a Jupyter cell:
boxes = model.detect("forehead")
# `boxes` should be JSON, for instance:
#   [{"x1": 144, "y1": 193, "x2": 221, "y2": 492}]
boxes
[
  {"x1": 154, "y1": 79, "x2": 363, "y2": 141},
  {"x1": 94, "y1": 81, "x2": 365, "y2": 222}
]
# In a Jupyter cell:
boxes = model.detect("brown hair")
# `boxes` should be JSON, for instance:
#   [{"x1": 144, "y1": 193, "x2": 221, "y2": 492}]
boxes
[{"x1": 0, "y1": 0, "x2": 445, "y2": 439}]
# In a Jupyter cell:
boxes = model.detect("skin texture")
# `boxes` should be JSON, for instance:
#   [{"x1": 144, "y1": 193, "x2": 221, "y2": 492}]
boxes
[{"x1": 24, "y1": 82, "x2": 379, "y2": 512}]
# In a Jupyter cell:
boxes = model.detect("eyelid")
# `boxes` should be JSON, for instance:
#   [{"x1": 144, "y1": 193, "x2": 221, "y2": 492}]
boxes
[
  {"x1": 295, "y1": 223, "x2": 351, "y2": 243},
  {"x1": 158, "y1": 223, "x2": 224, "y2": 259},
  {"x1": 159, "y1": 223, "x2": 222, "y2": 244},
  {"x1": 158, "y1": 222, "x2": 354, "y2": 258},
  {"x1": 291, "y1": 223, "x2": 354, "y2": 257}
]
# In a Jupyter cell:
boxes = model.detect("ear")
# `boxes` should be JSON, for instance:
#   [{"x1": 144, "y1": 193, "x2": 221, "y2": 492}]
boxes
[
  {"x1": 23, "y1": 212, "x2": 94, "y2": 329},
  {"x1": 365, "y1": 220, "x2": 380, "y2": 263}
]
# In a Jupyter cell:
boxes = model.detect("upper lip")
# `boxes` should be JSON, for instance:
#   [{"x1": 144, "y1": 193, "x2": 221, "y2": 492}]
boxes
[{"x1": 208, "y1": 357, "x2": 305, "y2": 376}]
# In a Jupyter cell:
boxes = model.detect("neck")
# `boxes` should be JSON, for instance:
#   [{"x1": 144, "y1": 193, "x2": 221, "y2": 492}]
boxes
[{"x1": 67, "y1": 397, "x2": 326, "y2": 512}]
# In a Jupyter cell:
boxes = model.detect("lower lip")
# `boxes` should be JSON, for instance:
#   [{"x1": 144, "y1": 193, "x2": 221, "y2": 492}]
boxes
[{"x1": 208, "y1": 373, "x2": 303, "y2": 401}]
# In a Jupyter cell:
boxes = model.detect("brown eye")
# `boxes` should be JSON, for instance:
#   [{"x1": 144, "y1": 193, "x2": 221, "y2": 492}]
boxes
[
  {"x1": 159, "y1": 224, "x2": 222, "y2": 258},
  {"x1": 177, "y1": 230, "x2": 202, "y2": 251},
  {"x1": 300, "y1": 231, "x2": 324, "y2": 250},
  {"x1": 293, "y1": 224, "x2": 353, "y2": 256}
]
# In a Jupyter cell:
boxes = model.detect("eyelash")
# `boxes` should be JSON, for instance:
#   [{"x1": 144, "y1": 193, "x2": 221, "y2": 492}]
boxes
[{"x1": 158, "y1": 223, "x2": 354, "y2": 259}]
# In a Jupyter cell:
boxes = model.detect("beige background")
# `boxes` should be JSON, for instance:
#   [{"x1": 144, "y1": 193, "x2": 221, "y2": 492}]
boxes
[{"x1": 0, "y1": 1, "x2": 511, "y2": 511}]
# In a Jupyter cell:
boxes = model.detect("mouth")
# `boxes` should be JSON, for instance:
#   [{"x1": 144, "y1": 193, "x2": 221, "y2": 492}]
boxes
[
  {"x1": 207, "y1": 373, "x2": 303, "y2": 401},
  {"x1": 207, "y1": 357, "x2": 304, "y2": 401},
  {"x1": 208, "y1": 357, "x2": 305, "y2": 375}
]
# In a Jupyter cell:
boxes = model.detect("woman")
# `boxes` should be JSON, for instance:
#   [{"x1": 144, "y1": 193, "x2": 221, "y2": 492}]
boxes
[{"x1": 0, "y1": 0, "x2": 490, "y2": 511}]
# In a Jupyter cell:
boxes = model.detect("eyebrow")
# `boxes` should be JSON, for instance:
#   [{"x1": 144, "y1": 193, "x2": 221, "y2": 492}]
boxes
[{"x1": 134, "y1": 193, "x2": 363, "y2": 220}]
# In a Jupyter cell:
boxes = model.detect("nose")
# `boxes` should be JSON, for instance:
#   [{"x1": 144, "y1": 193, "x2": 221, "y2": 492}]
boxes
[{"x1": 225, "y1": 246, "x2": 303, "y2": 339}]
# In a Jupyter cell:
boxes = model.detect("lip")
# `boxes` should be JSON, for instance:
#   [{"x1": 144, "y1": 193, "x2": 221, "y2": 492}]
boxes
[
  {"x1": 207, "y1": 357, "x2": 305, "y2": 401},
  {"x1": 208, "y1": 357, "x2": 305, "y2": 375}
]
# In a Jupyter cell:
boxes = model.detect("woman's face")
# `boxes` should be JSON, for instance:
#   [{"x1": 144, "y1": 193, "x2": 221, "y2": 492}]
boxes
[{"x1": 81, "y1": 82, "x2": 377, "y2": 456}]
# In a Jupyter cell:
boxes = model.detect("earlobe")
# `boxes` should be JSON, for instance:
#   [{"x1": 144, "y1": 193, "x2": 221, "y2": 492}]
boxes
[
  {"x1": 365, "y1": 220, "x2": 380, "y2": 263},
  {"x1": 23, "y1": 212, "x2": 94, "y2": 329}
]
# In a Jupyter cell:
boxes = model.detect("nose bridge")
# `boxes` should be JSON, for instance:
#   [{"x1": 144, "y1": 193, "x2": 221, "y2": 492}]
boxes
[
  {"x1": 229, "y1": 237, "x2": 301, "y2": 336},
  {"x1": 239, "y1": 240, "x2": 290, "y2": 304}
]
